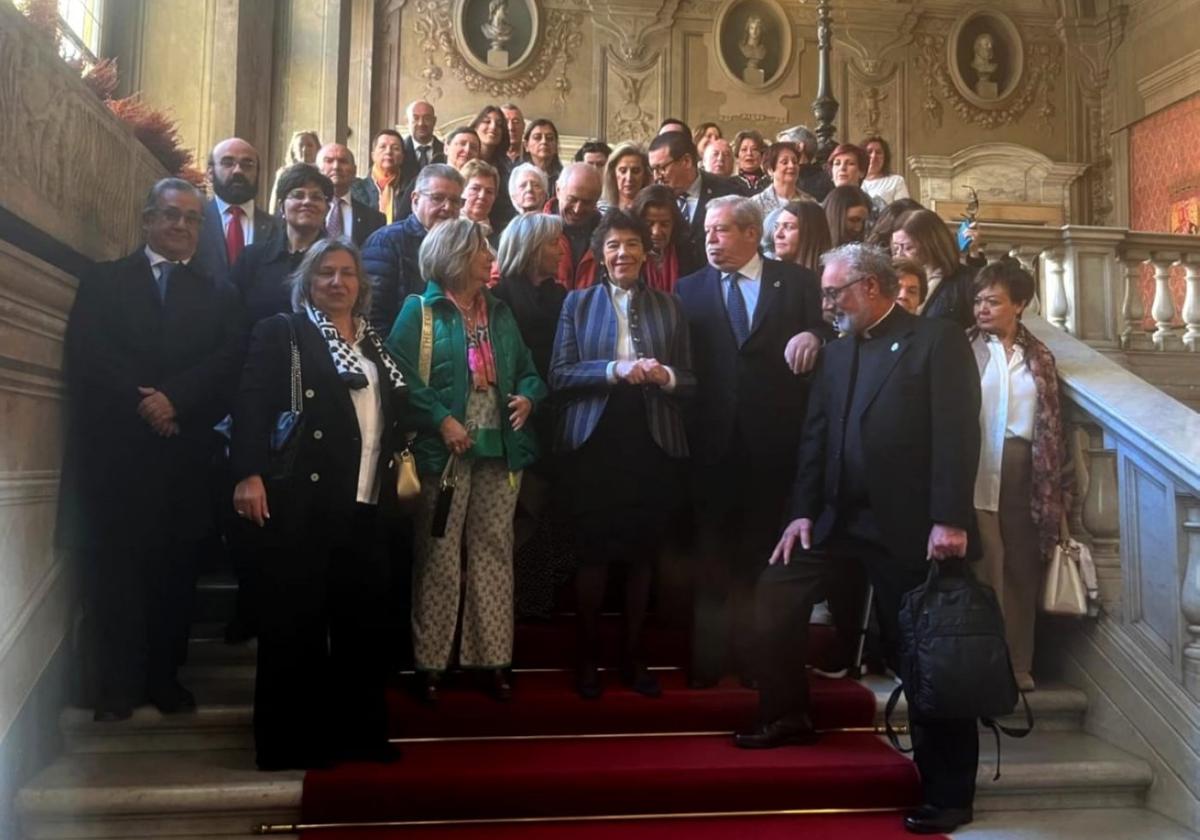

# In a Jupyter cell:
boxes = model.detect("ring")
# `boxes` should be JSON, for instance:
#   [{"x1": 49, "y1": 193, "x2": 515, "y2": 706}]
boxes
[{"x1": 236, "y1": 510, "x2": 246, "y2": 517}]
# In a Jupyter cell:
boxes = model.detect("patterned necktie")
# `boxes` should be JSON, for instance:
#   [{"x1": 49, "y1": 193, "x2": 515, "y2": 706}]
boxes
[
  {"x1": 225, "y1": 205, "x2": 245, "y2": 266},
  {"x1": 417, "y1": 145, "x2": 430, "y2": 168},
  {"x1": 725, "y1": 272, "x2": 750, "y2": 347},
  {"x1": 156, "y1": 262, "x2": 175, "y2": 303},
  {"x1": 326, "y1": 198, "x2": 344, "y2": 238},
  {"x1": 676, "y1": 192, "x2": 690, "y2": 221}
]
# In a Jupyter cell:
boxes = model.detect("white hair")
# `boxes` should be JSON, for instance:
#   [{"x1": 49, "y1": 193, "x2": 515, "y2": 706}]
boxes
[{"x1": 508, "y1": 163, "x2": 548, "y2": 197}]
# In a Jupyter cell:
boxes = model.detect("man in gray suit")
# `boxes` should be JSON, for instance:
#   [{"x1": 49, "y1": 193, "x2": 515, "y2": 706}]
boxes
[{"x1": 193, "y1": 137, "x2": 284, "y2": 285}]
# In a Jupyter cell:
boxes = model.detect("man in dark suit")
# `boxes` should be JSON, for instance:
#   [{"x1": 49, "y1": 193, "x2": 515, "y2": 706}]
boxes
[
  {"x1": 317, "y1": 142, "x2": 385, "y2": 246},
  {"x1": 399, "y1": 99, "x2": 446, "y2": 186},
  {"x1": 193, "y1": 137, "x2": 284, "y2": 286},
  {"x1": 648, "y1": 131, "x2": 743, "y2": 266},
  {"x1": 737, "y1": 243, "x2": 981, "y2": 835},
  {"x1": 64, "y1": 178, "x2": 245, "y2": 721},
  {"x1": 675, "y1": 196, "x2": 832, "y2": 688},
  {"x1": 361, "y1": 163, "x2": 464, "y2": 334}
]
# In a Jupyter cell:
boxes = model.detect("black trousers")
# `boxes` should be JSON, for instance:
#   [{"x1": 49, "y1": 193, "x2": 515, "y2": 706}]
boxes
[
  {"x1": 754, "y1": 536, "x2": 979, "y2": 809},
  {"x1": 86, "y1": 534, "x2": 200, "y2": 712},
  {"x1": 690, "y1": 442, "x2": 790, "y2": 682},
  {"x1": 254, "y1": 503, "x2": 391, "y2": 767}
]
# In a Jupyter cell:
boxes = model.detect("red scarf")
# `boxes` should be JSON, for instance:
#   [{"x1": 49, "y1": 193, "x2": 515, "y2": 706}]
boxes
[{"x1": 644, "y1": 248, "x2": 680, "y2": 293}]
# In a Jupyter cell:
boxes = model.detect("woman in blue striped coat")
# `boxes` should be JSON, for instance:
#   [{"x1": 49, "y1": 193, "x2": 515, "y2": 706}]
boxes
[{"x1": 549, "y1": 210, "x2": 695, "y2": 700}]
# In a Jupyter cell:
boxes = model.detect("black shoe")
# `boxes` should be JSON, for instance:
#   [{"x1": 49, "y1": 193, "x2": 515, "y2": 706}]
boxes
[
  {"x1": 620, "y1": 665, "x2": 662, "y2": 698},
  {"x1": 903, "y1": 805, "x2": 973, "y2": 834},
  {"x1": 93, "y1": 707, "x2": 133, "y2": 723},
  {"x1": 340, "y1": 743, "x2": 401, "y2": 764},
  {"x1": 488, "y1": 669, "x2": 513, "y2": 702},
  {"x1": 149, "y1": 681, "x2": 196, "y2": 714},
  {"x1": 733, "y1": 716, "x2": 819, "y2": 749},
  {"x1": 576, "y1": 662, "x2": 603, "y2": 700}
]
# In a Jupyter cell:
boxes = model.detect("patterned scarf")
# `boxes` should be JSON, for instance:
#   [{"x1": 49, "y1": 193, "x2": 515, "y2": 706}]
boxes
[
  {"x1": 446, "y1": 291, "x2": 497, "y2": 391},
  {"x1": 306, "y1": 304, "x2": 406, "y2": 391},
  {"x1": 644, "y1": 247, "x2": 680, "y2": 293},
  {"x1": 371, "y1": 165, "x2": 397, "y2": 224},
  {"x1": 970, "y1": 321, "x2": 1070, "y2": 557}
]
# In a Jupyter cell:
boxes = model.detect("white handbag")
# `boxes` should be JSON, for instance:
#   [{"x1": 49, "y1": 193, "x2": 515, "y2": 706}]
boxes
[{"x1": 1042, "y1": 516, "x2": 1100, "y2": 617}]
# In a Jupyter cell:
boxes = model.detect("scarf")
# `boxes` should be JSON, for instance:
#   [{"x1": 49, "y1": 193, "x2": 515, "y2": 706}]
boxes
[
  {"x1": 644, "y1": 247, "x2": 680, "y2": 293},
  {"x1": 371, "y1": 165, "x2": 397, "y2": 224},
  {"x1": 306, "y1": 304, "x2": 406, "y2": 391},
  {"x1": 970, "y1": 322, "x2": 1069, "y2": 557},
  {"x1": 446, "y1": 291, "x2": 498, "y2": 391}
]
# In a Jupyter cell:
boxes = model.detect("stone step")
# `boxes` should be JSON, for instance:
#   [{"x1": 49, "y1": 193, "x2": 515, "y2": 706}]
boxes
[
  {"x1": 191, "y1": 574, "x2": 238, "y2": 625},
  {"x1": 861, "y1": 675, "x2": 1089, "y2": 733},
  {"x1": 958, "y1": 808, "x2": 1200, "y2": 840},
  {"x1": 16, "y1": 733, "x2": 1154, "y2": 839}
]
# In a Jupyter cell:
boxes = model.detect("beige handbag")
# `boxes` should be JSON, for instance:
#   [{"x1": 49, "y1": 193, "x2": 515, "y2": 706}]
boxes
[
  {"x1": 395, "y1": 298, "x2": 433, "y2": 502},
  {"x1": 1041, "y1": 516, "x2": 1096, "y2": 617}
]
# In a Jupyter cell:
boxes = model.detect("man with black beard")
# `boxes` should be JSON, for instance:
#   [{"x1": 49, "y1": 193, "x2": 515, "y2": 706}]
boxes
[{"x1": 194, "y1": 137, "x2": 284, "y2": 285}]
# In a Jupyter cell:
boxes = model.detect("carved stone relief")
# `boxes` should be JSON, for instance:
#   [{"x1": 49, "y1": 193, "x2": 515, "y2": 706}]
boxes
[
  {"x1": 606, "y1": 62, "x2": 661, "y2": 144},
  {"x1": 588, "y1": 0, "x2": 679, "y2": 64},
  {"x1": 412, "y1": 0, "x2": 583, "y2": 104},
  {"x1": 912, "y1": 17, "x2": 1062, "y2": 131}
]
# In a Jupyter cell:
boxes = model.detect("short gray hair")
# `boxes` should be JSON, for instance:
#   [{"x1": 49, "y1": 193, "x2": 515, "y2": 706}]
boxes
[
  {"x1": 706, "y1": 195, "x2": 763, "y2": 233},
  {"x1": 777, "y1": 125, "x2": 818, "y2": 159},
  {"x1": 418, "y1": 218, "x2": 491, "y2": 293},
  {"x1": 415, "y1": 163, "x2": 464, "y2": 194},
  {"x1": 761, "y1": 206, "x2": 785, "y2": 257},
  {"x1": 496, "y1": 212, "x2": 563, "y2": 279},
  {"x1": 557, "y1": 161, "x2": 602, "y2": 193},
  {"x1": 509, "y1": 162, "x2": 548, "y2": 197},
  {"x1": 290, "y1": 236, "x2": 372, "y2": 318},
  {"x1": 820, "y1": 242, "x2": 898, "y2": 298},
  {"x1": 141, "y1": 178, "x2": 204, "y2": 216}
]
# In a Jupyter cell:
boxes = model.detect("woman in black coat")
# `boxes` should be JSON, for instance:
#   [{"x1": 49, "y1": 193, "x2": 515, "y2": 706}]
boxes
[
  {"x1": 890, "y1": 208, "x2": 977, "y2": 330},
  {"x1": 231, "y1": 237, "x2": 407, "y2": 770}
]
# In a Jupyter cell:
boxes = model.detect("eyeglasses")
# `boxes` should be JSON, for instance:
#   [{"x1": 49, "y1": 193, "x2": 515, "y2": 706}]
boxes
[
  {"x1": 650, "y1": 158, "x2": 679, "y2": 178},
  {"x1": 285, "y1": 189, "x2": 329, "y2": 204},
  {"x1": 820, "y1": 274, "x2": 869, "y2": 303},
  {"x1": 420, "y1": 192, "x2": 464, "y2": 209},
  {"x1": 155, "y1": 207, "x2": 204, "y2": 227}
]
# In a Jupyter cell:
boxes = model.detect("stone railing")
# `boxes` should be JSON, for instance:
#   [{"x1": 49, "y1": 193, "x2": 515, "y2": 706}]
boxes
[
  {"x1": 975, "y1": 223, "x2": 1200, "y2": 355},
  {"x1": 1026, "y1": 317, "x2": 1200, "y2": 702}
]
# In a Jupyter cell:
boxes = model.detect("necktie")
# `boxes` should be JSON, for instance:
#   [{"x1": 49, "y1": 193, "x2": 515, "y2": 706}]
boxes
[
  {"x1": 417, "y1": 145, "x2": 430, "y2": 168},
  {"x1": 725, "y1": 272, "x2": 750, "y2": 347},
  {"x1": 326, "y1": 198, "x2": 344, "y2": 238},
  {"x1": 225, "y1": 205, "x2": 245, "y2": 266},
  {"x1": 156, "y1": 262, "x2": 175, "y2": 303},
  {"x1": 676, "y1": 192, "x2": 690, "y2": 221}
]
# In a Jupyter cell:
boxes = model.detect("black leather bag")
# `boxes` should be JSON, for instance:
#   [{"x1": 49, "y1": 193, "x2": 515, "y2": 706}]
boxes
[
  {"x1": 215, "y1": 314, "x2": 305, "y2": 480},
  {"x1": 884, "y1": 561, "x2": 1032, "y2": 779}
]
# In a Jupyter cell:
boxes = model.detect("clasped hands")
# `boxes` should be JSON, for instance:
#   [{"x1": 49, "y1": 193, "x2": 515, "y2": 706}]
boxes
[
  {"x1": 614, "y1": 358, "x2": 670, "y2": 386},
  {"x1": 767, "y1": 518, "x2": 968, "y2": 565},
  {"x1": 137, "y1": 386, "x2": 179, "y2": 437}
]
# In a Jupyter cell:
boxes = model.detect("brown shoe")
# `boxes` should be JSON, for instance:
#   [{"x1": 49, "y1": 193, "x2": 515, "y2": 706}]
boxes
[{"x1": 733, "y1": 716, "x2": 819, "y2": 749}]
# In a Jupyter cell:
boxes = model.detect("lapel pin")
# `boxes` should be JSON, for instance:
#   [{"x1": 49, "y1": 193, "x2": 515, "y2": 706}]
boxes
[
  {"x1": 890, "y1": 341, "x2": 900, "y2": 352},
  {"x1": 773, "y1": 280, "x2": 781, "y2": 288}
]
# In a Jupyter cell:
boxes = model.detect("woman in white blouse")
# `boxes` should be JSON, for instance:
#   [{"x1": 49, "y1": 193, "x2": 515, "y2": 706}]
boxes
[
  {"x1": 750, "y1": 142, "x2": 815, "y2": 216},
  {"x1": 860, "y1": 136, "x2": 910, "y2": 206},
  {"x1": 969, "y1": 259, "x2": 1068, "y2": 694}
]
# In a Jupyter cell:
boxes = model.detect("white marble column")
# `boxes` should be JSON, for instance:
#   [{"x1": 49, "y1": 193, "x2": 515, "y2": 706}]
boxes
[
  {"x1": 1117, "y1": 253, "x2": 1147, "y2": 350},
  {"x1": 1148, "y1": 253, "x2": 1179, "y2": 351},
  {"x1": 1045, "y1": 249, "x2": 1070, "y2": 332},
  {"x1": 1180, "y1": 255, "x2": 1199, "y2": 353},
  {"x1": 1181, "y1": 498, "x2": 1200, "y2": 701}
]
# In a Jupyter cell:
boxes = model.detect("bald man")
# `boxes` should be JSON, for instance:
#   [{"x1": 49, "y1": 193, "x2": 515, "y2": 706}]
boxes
[
  {"x1": 194, "y1": 137, "x2": 284, "y2": 285},
  {"x1": 316, "y1": 143, "x2": 386, "y2": 246},
  {"x1": 552, "y1": 162, "x2": 603, "y2": 288},
  {"x1": 400, "y1": 100, "x2": 446, "y2": 185}
]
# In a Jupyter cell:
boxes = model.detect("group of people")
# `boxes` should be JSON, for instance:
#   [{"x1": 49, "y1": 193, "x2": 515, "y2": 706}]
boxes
[{"x1": 63, "y1": 103, "x2": 1068, "y2": 835}]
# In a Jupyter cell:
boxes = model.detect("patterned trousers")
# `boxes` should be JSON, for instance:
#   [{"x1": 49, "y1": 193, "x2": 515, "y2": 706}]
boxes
[{"x1": 412, "y1": 457, "x2": 522, "y2": 670}]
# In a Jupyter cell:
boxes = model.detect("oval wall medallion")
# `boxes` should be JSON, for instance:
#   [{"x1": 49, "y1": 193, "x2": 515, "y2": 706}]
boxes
[
  {"x1": 946, "y1": 7, "x2": 1024, "y2": 109},
  {"x1": 713, "y1": 0, "x2": 793, "y2": 93},
  {"x1": 452, "y1": 0, "x2": 541, "y2": 79}
]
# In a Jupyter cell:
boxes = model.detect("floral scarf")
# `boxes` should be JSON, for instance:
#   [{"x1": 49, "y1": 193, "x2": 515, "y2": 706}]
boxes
[
  {"x1": 644, "y1": 247, "x2": 680, "y2": 293},
  {"x1": 306, "y1": 304, "x2": 406, "y2": 391},
  {"x1": 447, "y1": 291, "x2": 498, "y2": 391},
  {"x1": 970, "y1": 321, "x2": 1070, "y2": 557}
]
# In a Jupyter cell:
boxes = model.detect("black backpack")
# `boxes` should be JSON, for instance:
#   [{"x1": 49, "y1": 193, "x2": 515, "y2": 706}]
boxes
[{"x1": 884, "y1": 561, "x2": 1033, "y2": 779}]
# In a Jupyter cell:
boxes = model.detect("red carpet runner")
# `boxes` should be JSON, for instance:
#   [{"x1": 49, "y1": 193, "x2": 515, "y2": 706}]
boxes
[{"x1": 300, "y1": 622, "x2": 939, "y2": 838}]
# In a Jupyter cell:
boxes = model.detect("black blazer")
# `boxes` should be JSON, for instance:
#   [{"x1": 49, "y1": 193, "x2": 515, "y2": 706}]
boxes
[
  {"x1": 682, "y1": 171, "x2": 744, "y2": 266},
  {"x1": 922, "y1": 263, "x2": 977, "y2": 330},
  {"x1": 193, "y1": 199, "x2": 284, "y2": 286},
  {"x1": 62, "y1": 249, "x2": 244, "y2": 542},
  {"x1": 791, "y1": 306, "x2": 982, "y2": 563},
  {"x1": 675, "y1": 258, "x2": 831, "y2": 482},
  {"x1": 348, "y1": 198, "x2": 386, "y2": 247},
  {"x1": 231, "y1": 314, "x2": 407, "y2": 529},
  {"x1": 350, "y1": 177, "x2": 414, "y2": 226},
  {"x1": 400, "y1": 135, "x2": 447, "y2": 186}
]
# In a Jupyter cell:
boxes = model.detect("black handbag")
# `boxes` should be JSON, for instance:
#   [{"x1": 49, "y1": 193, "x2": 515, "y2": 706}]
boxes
[
  {"x1": 215, "y1": 314, "x2": 305, "y2": 479},
  {"x1": 884, "y1": 561, "x2": 1032, "y2": 779}
]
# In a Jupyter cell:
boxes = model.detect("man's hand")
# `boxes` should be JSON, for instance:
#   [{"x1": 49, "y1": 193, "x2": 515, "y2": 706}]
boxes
[
  {"x1": 768, "y1": 518, "x2": 813, "y2": 565},
  {"x1": 784, "y1": 331, "x2": 821, "y2": 375},
  {"x1": 137, "y1": 387, "x2": 178, "y2": 437},
  {"x1": 926, "y1": 523, "x2": 968, "y2": 561}
]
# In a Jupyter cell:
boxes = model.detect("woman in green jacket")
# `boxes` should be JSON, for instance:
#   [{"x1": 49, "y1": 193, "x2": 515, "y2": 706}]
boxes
[{"x1": 386, "y1": 218, "x2": 547, "y2": 703}]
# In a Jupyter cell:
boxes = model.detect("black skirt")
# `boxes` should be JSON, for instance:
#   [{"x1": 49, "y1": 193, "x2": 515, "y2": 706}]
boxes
[{"x1": 568, "y1": 385, "x2": 682, "y2": 565}]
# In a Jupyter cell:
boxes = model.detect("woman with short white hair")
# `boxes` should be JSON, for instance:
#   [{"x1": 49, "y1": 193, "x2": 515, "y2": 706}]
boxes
[
  {"x1": 387, "y1": 219, "x2": 547, "y2": 704},
  {"x1": 509, "y1": 163, "x2": 549, "y2": 215}
]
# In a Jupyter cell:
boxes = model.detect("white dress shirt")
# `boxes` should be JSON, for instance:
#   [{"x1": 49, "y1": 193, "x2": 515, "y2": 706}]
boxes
[
  {"x1": 974, "y1": 335, "x2": 1037, "y2": 512},
  {"x1": 681, "y1": 172, "x2": 703, "y2": 224},
  {"x1": 603, "y1": 284, "x2": 676, "y2": 392},
  {"x1": 720, "y1": 252, "x2": 764, "y2": 324},
  {"x1": 214, "y1": 196, "x2": 257, "y2": 245},
  {"x1": 144, "y1": 245, "x2": 191, "y2": 279}
]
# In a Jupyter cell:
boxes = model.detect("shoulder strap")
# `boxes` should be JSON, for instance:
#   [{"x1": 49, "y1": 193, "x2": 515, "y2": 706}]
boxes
[
  {"x1": 883, "y1": 684, "x2": 912, "y2": 755},
  {"x1": 419, "y1": 297, "x2": 433, "y2": 385},
  {"x1": 280, "y1": 314, "x2": 301, "y2": 413}
]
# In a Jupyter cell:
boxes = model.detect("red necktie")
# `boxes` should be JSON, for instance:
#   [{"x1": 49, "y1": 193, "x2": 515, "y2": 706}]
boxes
[{"x1": 225, "y1": 205, "x2": 245, "y2": 266}]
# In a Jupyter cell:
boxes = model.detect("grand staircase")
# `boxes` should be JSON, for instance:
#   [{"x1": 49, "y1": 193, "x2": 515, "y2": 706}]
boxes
[{"x1": 15, "y1": 572, "x2": 1200, "y2": 840}]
